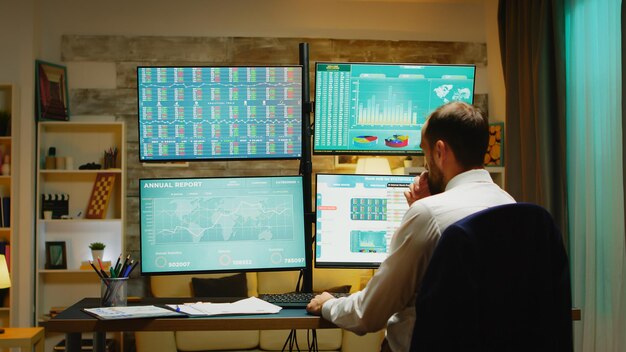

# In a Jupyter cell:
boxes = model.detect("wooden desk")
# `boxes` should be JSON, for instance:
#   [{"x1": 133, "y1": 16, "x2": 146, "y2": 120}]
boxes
[
  {"x1": 44, "y1": 298, "x2": 583, "y2": 352},
  {"x1": 43, "y1": 298, "x2": 335, "y2": 352},
  {"x1": 0, "y1": 327, "x2": 45, "y2": 352}
]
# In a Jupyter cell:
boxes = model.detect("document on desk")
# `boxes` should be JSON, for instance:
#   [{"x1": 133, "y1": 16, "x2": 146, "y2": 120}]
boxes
[
  {"x1": 168, "y1": 297, "x2": 282, "y2": 316},
  {"x1": 83, "y1": 305, "x2": 187, "y2": 320}
]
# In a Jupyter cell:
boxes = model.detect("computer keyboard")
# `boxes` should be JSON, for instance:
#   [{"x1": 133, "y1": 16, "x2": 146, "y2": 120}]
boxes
[{"x1": 259, "y1": 292, "x2": 350, "y2": 309}]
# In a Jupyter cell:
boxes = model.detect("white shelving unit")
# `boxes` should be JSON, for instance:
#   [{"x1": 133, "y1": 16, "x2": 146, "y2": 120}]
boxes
[
  {"x1": 35, "y1": 121, "x2": 125, "y2": 350},
  {"x1": 0, "y1": 84, "x2": 16, "y2": 330}
]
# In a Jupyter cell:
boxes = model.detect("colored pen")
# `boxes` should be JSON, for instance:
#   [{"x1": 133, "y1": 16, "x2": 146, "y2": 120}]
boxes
[
  {"x1": 127, "y1": 260, "x2": 139, "y2": 278},
  {"x1": 123, "y1": 260, "x2": 135, "y2": 277},
  {"x1": 120, "y1": 254, "x2": 130, "y2": 275},
  {"x1": 130, "y1": 260, "x2": 139, "y2": 275},
  {"x1": 113, "y1": 254, "x2": 122, "y2": 276},
  {"x1": 89, "y1": 261, "x2": 104, "y2": 280},
  {"x1": 97, "y1": 257, "x2": 109, "y2": 278}
]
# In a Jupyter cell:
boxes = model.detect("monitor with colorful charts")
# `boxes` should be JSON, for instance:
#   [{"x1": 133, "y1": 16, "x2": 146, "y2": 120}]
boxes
[
  {"x1": 313, "y1": 62, "x2": 476, "y2": 155},
  {"x1": 315, "y1": 173, "x2": 414, "y2": 268}
]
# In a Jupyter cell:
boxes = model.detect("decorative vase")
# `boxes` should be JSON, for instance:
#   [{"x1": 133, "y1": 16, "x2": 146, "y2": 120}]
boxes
[{"x1": 91, "y1": 249, "x2": 104, "y2": 262}]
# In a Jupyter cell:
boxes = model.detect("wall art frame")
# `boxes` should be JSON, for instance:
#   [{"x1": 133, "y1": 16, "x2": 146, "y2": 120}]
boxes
[{"x1": 35, "y1": 60, "x2": 70, "y2": 121}]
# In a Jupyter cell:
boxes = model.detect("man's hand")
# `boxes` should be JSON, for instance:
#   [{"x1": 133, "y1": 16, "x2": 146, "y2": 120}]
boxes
[
  {"x1": 404, "y1": 171, "x2": 431, "y2": 206},
  {"x1": 306, "y1": 292, "x2": 335, "y2": 315}
]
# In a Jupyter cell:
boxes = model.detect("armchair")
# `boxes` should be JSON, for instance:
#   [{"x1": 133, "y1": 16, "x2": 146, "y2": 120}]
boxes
[{"x1": 411, "y1": 203, "x2": 573, "y2": 351}]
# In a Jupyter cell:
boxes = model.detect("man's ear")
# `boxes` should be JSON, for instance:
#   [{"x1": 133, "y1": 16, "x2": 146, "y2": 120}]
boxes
[{"x1": 434, "y1": 140, "x2": 446, "y2": 167}]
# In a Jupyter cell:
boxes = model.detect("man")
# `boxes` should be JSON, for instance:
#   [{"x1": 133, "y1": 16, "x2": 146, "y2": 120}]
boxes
[{"x1": 306, "y1": 101, "x2": 515, "y2": 351}]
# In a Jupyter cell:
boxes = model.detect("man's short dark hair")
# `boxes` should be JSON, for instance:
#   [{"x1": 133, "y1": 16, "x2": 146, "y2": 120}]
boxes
[{"x1": 424, "y1": 102, "x2": 489, "y2": 169}]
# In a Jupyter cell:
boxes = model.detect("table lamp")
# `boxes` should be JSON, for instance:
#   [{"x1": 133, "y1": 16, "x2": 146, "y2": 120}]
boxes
[{"x1": 0, "y1": 254, "x2": 10, "y2": 333}]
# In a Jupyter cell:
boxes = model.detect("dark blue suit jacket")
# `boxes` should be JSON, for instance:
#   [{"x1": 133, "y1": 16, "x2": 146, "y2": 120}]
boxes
[{"x1": 410, "y1": 203, "x2": 572, "y2": 351}]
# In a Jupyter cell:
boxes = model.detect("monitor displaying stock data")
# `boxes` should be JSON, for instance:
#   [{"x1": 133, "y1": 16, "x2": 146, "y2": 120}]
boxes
[
  {"x1": 137, "y1": 66, "x2": 303, "y2": 161},
  {"x1": 313, "y1": 62, "x2": 476, "y2": 155},
  {"x1": 315, "y1": 173, "x2": 414, "y2": 268},
  {"x1": 139, "y1": 176, "x2": 307, "y2": 275}
]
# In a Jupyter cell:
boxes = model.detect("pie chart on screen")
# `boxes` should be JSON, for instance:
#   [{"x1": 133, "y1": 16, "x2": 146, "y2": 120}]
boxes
[
  {"x1": 353, "y1": 136, "x2": 378, "y2": 145},
  {"x1": 384, "y1": 135, "x2": 409, "y2": 148}
]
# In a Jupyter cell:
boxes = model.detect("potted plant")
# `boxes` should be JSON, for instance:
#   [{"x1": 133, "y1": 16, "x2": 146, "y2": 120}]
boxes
[{"x1": 89, "y1": 242, "x2": 106, "y2": 262}]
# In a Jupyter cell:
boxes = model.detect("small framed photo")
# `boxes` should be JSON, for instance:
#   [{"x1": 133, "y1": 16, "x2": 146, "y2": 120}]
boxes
[
  {"x1": 484, "y1": 122, "x2": 504, "y2": 166},
  {"x1": 35, "y1": 60, "x2": 70, "y2": 121},
  {"x1": 45, "y1": 241, "x2": 67, "y2": 269}
]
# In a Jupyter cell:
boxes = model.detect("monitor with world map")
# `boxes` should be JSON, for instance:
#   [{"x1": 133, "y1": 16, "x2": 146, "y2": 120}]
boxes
[
  {"x1": 313, "y1": 62, "x2": 476, "y2": 155},
  {"x1": 139, "y1": 175, "x2": 307, "y2": 274}
]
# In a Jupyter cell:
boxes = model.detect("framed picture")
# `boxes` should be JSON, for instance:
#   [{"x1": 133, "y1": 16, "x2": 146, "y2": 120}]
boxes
[
  {"x1": 45, "y1": 241, "x2": 67, "y2": 269},
  {"x1": 35, "y1": 60, "x2": 70, "y2": 121},
  {"x1": 484, "y1": 122, "x2": 504, "y2": 166}
]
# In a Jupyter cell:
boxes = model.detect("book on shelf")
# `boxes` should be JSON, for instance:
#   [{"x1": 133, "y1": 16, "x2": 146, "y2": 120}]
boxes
[
  {"x1": 0, "y1": 196, "x2": 9, "y2": 227},
  {"x1": 79, "y1": 260, "x2": 111, "y2": 271},
  {"x1": 2, "y1": 197, "x2": 8, "y2": 228}
]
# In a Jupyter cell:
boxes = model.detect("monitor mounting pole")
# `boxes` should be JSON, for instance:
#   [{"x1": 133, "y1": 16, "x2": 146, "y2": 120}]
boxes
[{"x1": 299, "y1": 42, "x2": 314, "y2": 293}]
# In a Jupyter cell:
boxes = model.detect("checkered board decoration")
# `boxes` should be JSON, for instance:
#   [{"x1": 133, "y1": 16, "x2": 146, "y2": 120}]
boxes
[{"x1": 86, "y1": 173, "x2": 117, "y2": 219}]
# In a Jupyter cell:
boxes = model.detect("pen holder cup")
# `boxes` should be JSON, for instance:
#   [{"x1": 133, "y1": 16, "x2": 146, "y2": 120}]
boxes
[{"x1": 101, "y1": 277, "x2": 128, "y2": 307}]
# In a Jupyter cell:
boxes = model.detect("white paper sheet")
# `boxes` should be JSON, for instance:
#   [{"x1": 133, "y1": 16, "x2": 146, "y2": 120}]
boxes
[
  {"x1": 167, "y1": 297, "x2": 282, "y2": 316},
  {"x1": 83, "y1": 305, "x2": 186, "y2": 320}
]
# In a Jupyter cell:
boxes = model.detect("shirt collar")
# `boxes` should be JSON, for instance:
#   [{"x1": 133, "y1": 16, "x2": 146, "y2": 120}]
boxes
[{"x1": 445, "y1": 169, "x2": 493, "y2": 192}]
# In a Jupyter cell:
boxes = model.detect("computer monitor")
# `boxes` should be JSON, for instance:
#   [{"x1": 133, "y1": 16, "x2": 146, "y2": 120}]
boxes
[
  {"x1": 313, "y1": 62, "x2": 476, "y2": 155},
  {"x1": 137, "y1": 66, "x2": 303, "y2": 161},
  {"x1": 139, "y1": 175, "x2": 307, "y2": 275},
  {"x1": 315, "y1": 173, "x2": 415, "y2": 268}
]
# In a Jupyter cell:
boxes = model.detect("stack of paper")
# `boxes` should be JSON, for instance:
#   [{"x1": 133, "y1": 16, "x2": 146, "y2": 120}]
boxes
[
  {"x1": 169, "y1": 297, "x2": 282, "y2": 316},
  {"x1": 83, "y1": 305, "x2": 186, "y2": 320}
]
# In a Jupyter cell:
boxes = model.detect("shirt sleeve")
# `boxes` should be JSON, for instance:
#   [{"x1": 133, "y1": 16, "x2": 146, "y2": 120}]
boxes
[{"x1": 321, "y1": 202, "x2": 441, "y2": 335}]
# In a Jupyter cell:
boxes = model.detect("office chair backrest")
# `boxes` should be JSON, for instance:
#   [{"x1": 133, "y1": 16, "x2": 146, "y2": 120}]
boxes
[{"x1": 411, "y1": 203, "x2": 572, "y2": 352}]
